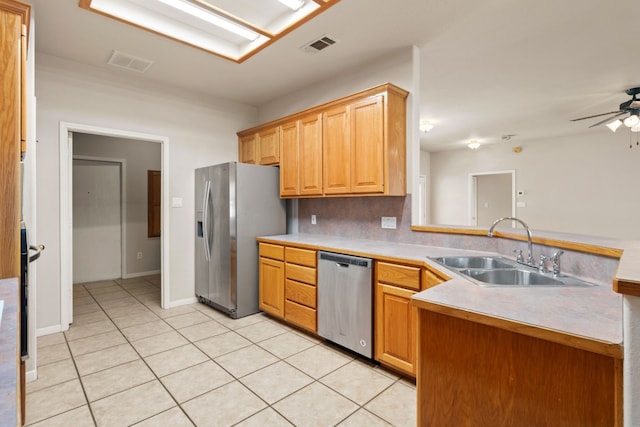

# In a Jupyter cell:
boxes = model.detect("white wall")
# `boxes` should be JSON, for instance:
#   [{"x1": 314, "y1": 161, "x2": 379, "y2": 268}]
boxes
[
  {"x1": 428, "y1": 131, "x2": 640, "y2": 239},
  {"x1": 73, "y1": 134, "x2": 162, "y2": 278},
  {"x1": 35, "y1": 54, "x2": 256, "y2": 332},
  {"x1": 257, "y1": 48, "x2": 413, "y2": 125}
]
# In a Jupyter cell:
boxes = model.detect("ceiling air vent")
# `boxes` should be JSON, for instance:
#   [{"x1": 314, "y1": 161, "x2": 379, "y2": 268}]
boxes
[
  {"x1": 301, "y1": 35, "x2": 338, "y2": 54},
  {"x1": 107, "y1": 50, "x2": 154, "y2": 73}
]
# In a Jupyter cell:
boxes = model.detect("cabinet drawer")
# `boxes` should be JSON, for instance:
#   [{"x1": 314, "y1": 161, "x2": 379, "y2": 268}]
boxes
[
  {"x1": 259, "y1": 243, "x2": 284, "y2": 261},
  {"x1": 377, "y1": 262, "x2": 421, "y2": 291},
  {"x1": 285, "y1": 247, "x2": 316, "y2": 267},
  {"x1": 286, "y1": 279, "x2": 316, "y2": 308},
  {"x1": 285, "y1": 300, "x2": 317, "y2": 332},
  {"x1": 286, "y1": 263, "x2": 316, "y2": 285}
]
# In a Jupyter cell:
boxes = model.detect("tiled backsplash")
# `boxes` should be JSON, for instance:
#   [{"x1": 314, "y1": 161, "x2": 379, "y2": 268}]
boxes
[{"x1": 297, "y1": 195, "x2": 619, "y2": 286}]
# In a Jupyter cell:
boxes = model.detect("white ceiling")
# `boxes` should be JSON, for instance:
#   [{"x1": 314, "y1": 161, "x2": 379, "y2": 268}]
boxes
[{"x1": 29, "y1": 0, "x2": 640, "y2": 151}]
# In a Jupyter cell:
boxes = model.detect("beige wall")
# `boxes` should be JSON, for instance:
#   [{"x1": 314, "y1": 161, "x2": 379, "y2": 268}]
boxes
[
  {"x1": 427, "y1": 130, "x2": 640, "y2": 239},
  {"x1": 34, "y1": 54, "x2": 256, "y2": 332}
]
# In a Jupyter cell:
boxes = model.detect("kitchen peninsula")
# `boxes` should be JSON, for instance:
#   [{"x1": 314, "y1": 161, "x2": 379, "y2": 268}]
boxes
[{"x1": 257, "y1": 231, "x2": 623, "y2": 426}]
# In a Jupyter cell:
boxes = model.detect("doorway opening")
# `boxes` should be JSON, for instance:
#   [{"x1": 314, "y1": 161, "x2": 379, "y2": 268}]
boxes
[
  {"x1": 60, "y1": 122, "x2": 169, "y2": 329},
  {"x1": 468, "y1": 170, "x2": 515, "y2": 227}
]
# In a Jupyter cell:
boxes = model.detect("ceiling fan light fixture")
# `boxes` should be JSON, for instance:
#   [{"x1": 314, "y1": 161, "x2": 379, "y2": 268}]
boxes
[
  {"x1": 623, "y1": 114, "x2": 640, "y2": 128},
  {"x1": 631, "y1": 123, "x2": 640, "y2": 132},
  {"x1": 606, "y1": 119, "x2": 623, "y2": 132}
]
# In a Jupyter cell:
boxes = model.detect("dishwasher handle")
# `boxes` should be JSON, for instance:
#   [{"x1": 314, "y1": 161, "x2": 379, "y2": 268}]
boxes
[{"x1": 318, "y1": 251, "x2": 373, "y2": 268}]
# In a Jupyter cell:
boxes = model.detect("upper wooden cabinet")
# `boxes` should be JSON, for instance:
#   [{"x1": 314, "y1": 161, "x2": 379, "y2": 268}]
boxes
[
  {"x1": 237, "y1": 83, "x2": 408, "y2": 198},
  {"x1": 238, "y1": 126, "x2": 280, "y2": 166}
]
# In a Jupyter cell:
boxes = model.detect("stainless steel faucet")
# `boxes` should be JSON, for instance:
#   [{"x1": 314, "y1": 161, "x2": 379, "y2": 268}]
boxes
[
  {"x1": 550, "y1": 250, "x2": 564, "y2": 276},
  {"x1": 487, "y1": 217, "x2": 534, "y2": 266}
]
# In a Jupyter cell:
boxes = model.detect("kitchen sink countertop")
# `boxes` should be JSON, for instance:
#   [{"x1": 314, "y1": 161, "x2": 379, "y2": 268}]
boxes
[{"x1": 257, "y1": 234, "x2": 623, "y2": 358}]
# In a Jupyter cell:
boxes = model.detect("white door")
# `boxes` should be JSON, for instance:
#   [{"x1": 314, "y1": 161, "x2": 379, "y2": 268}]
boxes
[{"x1": 73, "y1": 159, "x2": 122, "y2": 283}]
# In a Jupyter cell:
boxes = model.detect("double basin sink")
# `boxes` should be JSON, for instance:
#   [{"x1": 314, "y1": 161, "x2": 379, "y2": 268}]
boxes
[{"x1": 431, "y1": 256, "x2": 594, "y2": 287}]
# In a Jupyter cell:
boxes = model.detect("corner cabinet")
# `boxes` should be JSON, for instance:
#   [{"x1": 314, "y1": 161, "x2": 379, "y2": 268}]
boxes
[
  {"x1": 375, "y1": 261, "x2": 446, "y2": 377},
  {"x1": 237, "y1": 83, "x2": 408, "y2": 198}
]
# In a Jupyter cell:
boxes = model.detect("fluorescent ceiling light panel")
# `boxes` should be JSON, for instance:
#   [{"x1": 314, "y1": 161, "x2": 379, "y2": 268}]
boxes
[
  {"x1": 81, "y1": 0, "x2": 339, "y2": 63},
  {"x1": 156, "y1": 0, "x2": 259, "y2": 40},
  {"x1": 278, "y1": 0, "x2": 305, "y2": 11}
]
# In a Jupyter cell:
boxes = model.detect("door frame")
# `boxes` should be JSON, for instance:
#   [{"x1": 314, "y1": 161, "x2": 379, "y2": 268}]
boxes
[
  {"x1": 72, "y1": 156, "x2": 126, "y2": 281},
  {"x1": 60, "y1": 122, "x2": 170, "y2": 330},
  {"x1": 468, "y1": 170, "x2": 515, "y2": 226}
]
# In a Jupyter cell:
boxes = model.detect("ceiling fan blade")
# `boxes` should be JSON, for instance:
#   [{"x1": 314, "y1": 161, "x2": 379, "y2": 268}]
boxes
[
  {"x1": 588, "y1": 111, "x2": 627, "y2": 128},
  {"x1": 571, "y1": 110, "x2": 622, "y2": 122}
]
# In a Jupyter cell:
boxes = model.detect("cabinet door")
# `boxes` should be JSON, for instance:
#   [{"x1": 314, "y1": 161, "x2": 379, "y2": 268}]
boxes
[
  {"x1": 375, "y1": 283, "x2": 416, "y2": 376},
  {"x1": 299, "y1": 113, "x2": 323, "y2": 195},
  {"x1": 259, "y1": 257, "x2": 284, "y2": 318},
  {"x1": 280, "y1": 120, "x2": 299, "y2": 196},
  {"x1": 258, "y1": 127, "x2": 280, "y2": 165},
  {"x1": 322, "y1": 104, "x2": 350, "y2": 194},
  {"x1": 351, "y1": 95, "x2": 384, "y2": 193},
  {"x1": 239, "y1": 134, "x2": 258, "y2": 164}
]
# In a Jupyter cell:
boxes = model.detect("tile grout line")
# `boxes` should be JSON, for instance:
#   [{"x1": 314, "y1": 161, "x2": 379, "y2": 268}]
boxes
[{"x1": 35, "y1": 276, "x2": 413, "y2": 427}]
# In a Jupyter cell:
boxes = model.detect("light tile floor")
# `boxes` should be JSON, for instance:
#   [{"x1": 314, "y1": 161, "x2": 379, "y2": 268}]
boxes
[{"x1": 26, "y1": 275, "x2": 417, "y2": 426}]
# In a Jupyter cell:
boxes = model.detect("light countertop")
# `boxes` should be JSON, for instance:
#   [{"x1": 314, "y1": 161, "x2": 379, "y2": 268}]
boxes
[{"x1": 257, "y1": 234, "x2": 623, "y2": 358}]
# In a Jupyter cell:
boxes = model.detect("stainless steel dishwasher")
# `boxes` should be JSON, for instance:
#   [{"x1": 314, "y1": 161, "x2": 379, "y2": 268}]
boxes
[{"x1": 317, "y1": 251, "x2": 373, "y2": 358}]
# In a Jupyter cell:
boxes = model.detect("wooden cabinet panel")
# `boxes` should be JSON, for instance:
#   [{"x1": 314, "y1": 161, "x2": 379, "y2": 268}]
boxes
[
  {"x1": 285, "y1": 263, "x2": 316, "y2": 286},
  {"x1": 417, "y1": 310, "x2": 621, "y2": 427},
  {"x1": 350, "y1": 95, "x2": 384, "y2": 193},
  {"x1": 258, "y1": 126, "x2": 280, "y2": 165},
  {"x1": 259, "y1": 243, "x2": 284, "y2": 261},
  {"x1": 285, "y1": 300, "x2": 316, "y2": 332},
  {"x1": 285, "y1": 279, "x2": 316, "y2": 308},
  {"x1": 377, "y1": 262, "x2": 421, "y2": 291},
  {"x1": 259, "y1": 257, "x2": 284, "y2": 318},
  {"x1": 375, "y1": 283, "x2": 416, "y2": 376},
  {"x1": 299, "y1": 113, "x2": 323, "y2": 195},
  {"x1": 285, "y1": 246, "x2": 316, "y2": 268},
  {"x1": 0, "y1": 6, "x2": 22, "y2": 279},
  {"x1": 239, "y1": 134, "x2": 257, "y2": 164},
  {"x1": 279, "y1": 120, "x2": 299, "y2": 196},
  {"x1": 322, "y1": 104, "x2": 351, "y2": 195}
]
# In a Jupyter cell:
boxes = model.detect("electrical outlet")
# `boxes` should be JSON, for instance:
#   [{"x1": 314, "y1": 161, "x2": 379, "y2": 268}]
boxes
[
  {"x1": 311, "y1": 214, "x2": 317, "y2": 225},
  {"x1": 381, "y1": 216, "x2": 397, "y2": 229},
  {"x1": 137, "y1": 252, "x2": 143, "y2": 259}
]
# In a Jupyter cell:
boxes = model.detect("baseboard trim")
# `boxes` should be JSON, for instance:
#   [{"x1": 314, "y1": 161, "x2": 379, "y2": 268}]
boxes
[
  {"x1": 168, "y1": 297, "x2": 198, "y2": 308},
  {"x1": 123, "y1": 269, "x2": 161, "y2": 279},
  {"x1": 36, "y1": 324, "x2": 64, "y2": 336},
  {"x1": 26, "y1": 368, "x2": 37, "y2": 383}
]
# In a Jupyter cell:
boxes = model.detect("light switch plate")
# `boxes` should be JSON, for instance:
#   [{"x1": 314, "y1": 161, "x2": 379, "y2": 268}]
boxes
[{"x1": 381, "y1": 216, "x2": 397, "y2": 229}]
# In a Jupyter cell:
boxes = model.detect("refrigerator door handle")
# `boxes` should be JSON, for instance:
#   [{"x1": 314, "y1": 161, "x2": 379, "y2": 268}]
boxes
[{"x1": 202, "y1": 180, "x2": 211, "y2": 261}]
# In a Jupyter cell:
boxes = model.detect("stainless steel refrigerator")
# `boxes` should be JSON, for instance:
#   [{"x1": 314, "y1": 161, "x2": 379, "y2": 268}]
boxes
[{"x1": 195, "y1": 162, "x2": 285, "y2": 318}]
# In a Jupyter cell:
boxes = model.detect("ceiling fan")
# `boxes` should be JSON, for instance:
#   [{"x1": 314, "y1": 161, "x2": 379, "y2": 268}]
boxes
[{"x1": 571, "y1": 87, "x2": 640, "y2": 131}]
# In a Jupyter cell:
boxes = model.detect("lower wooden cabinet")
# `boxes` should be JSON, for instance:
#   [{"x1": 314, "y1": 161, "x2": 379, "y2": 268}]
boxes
[
  {"x1": 375, "y1": 282, "x2": 417, "y2": 375},
  {"x1": 374, "y1": 261, "x2": 446, "y2": 376},
  {"x1": 258, "y1": 243, "x2": 317, "y2": 332},
  {"x1": 284, "y1": 247, "x2": 317, "y2": 332},
  {"x1": 258, "y1": 243, "x2": 284, "y2": 317}
]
